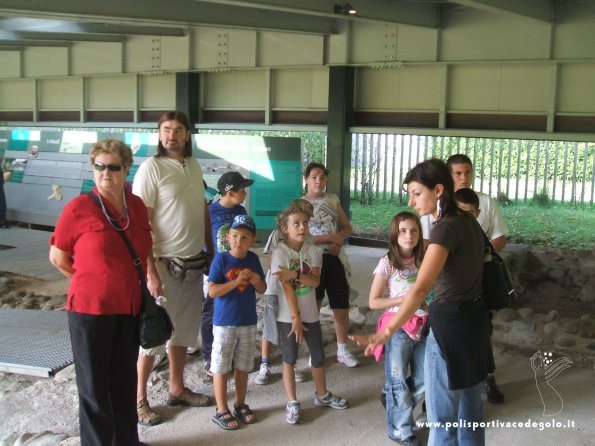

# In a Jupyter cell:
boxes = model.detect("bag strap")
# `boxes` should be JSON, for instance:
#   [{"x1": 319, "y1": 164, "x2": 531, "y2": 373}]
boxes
[
  {"x1": 482, "y1": 228, "x2": 507, "y2": 268},
  {"x1": 482, "y1": 229, "x2": 497, "y2": 258},
  {"x1": 88, "y1": 192, "x2": 146, "y2": 285}
]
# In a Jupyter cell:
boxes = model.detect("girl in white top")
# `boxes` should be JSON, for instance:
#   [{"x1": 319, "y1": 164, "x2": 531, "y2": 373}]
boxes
[
  {"x1": 301, "y1": 162, "x2": 359, "y2": 368},
  {"x1": 271, "y1": 199, "x2": 349, "y2": 425}
]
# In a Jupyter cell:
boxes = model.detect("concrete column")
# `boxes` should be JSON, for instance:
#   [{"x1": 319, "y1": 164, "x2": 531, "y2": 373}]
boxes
[
  {"x1": 327, "y1": 66, "x2": 354, "y2": 218},
  {"x1": 175, "y1": 72, "x2": 200, "y2": 128}
]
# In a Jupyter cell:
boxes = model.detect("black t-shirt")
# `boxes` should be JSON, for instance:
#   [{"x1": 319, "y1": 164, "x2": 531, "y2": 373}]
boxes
[{"x1": 429, "y1": 213, "x2": 484, "y2": 303}]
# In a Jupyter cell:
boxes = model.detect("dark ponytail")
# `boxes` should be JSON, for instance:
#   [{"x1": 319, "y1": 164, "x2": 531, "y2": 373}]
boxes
[{"x1": 403, "y1": 158, "x2": 458, "y2": 220}]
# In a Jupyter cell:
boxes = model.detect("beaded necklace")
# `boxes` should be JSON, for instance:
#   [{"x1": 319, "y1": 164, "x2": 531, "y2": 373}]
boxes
[{"x1": 98, "y1": 190, "x2": 129, "y2": 231}]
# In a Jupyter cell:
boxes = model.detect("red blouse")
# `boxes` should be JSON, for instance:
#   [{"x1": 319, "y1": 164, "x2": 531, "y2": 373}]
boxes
[{"x1": 50, "y1": 188, "x2": 152, "y2": 316}]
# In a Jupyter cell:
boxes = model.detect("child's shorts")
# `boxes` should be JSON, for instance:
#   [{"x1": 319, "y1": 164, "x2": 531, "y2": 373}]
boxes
[
  {"x1": 277, "y1": 321, "x2": 325, "y2": 368},
  {"x1": 211, "y1": 325, "x2": 257, "y2": 374},
  {"x1": 262, "y1": 294, "x2": 279, "y2": 345}
]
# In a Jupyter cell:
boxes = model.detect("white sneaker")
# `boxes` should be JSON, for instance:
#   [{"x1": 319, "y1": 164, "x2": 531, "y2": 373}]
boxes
[
  {"x1": 255, "y1": 362, "x2": 270, "y2": 385},
  {"x1": 186, "y1": 346, "x2": 200, "y2": 356},
  {"x1": 286, "y1": 401, "x2": 302, "y2": 424},
  {"x1": 294, "y1": 367, "x2": 306, "y2": 383},
  {"x1": 337, "y1": 350, "x2": 359, "y2": 368}
]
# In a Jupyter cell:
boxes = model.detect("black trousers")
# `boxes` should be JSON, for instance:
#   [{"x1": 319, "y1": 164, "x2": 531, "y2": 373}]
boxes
[
  {"x1": 68, "y1": 311, "x2": 140, "y2": 446},
  {"x1": 200, "y1": 294, "x2": 214, "y2": 360},
  {"x1": 0, "y1": 183, "x2": 6, "y2": 226}
]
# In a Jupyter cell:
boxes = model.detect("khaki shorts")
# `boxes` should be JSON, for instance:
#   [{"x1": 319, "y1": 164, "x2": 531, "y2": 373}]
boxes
[{"x1": 140, "y1": 260, "x2": 204, "y2": 356}]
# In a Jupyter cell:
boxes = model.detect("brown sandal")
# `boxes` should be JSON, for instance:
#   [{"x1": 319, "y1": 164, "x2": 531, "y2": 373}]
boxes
[
  {"x1": 137, "y1": 399, "x2": 162, "y2": 426},
  {"x1": 167, "y1": 387, "x2": 213, "y2": 407}
]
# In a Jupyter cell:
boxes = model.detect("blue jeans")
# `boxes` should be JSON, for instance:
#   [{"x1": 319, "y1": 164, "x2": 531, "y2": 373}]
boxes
[
  {"x1": 384, "y1": 328, "x2": 426, "y2": 440},
  {"x1": 425, "y1": 329, "x2": 485, "y2": 446}
]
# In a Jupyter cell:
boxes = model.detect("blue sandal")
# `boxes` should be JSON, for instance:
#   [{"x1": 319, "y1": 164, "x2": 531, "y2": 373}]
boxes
[
  {"x1": 233, "y1": 403, "x2": 256, "y2": 424},
  {"x1": 212, "y1": 409, "x2": 240, "y2": 430}
]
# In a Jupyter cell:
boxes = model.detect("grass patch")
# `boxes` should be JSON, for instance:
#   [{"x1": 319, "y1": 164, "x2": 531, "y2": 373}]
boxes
[{"x1": 350, "y1": 200, "x2": 595, "y2": 249}]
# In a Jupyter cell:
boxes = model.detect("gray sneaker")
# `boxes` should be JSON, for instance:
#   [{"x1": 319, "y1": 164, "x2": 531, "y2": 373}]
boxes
[
  {"x1": 255, "y1": 362, "x2": 270, "y2": 385},
  {"x1": 314, "y1": 391, "x2": 349, "y2": 410},
  {"x1": 286, "y1": 401, "x2": 302, "y2": 424}
]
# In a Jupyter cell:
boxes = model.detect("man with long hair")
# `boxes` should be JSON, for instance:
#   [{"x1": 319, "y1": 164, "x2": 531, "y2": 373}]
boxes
[{"x1": 133, "y1": 111, "x2": 215, "y2": 426}]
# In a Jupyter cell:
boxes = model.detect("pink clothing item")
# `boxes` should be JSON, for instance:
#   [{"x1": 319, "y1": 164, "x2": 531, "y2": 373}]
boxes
[
  {"x1": 372, "y1": 311, "x2": 428, "y2": 362},
  {"x1": 402, "y1": 312, "x2": 428, "y2": 341},
  {"x1": 373, "y1": 312, "x2": 394, "y2": 361}
]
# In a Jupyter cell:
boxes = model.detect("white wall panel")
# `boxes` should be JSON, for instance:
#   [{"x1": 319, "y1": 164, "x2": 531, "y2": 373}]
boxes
[
  {"x1": 140, "y1": 74, "x2": 176, "y2": 109},
  {"x1": 39, "y1": 78, "x2": 81, "y2": 109},
  {"x1": 355, "y1": 69, "x2": 400, "y2": 109},
  {"x1": 396, "y1": 66, "x2": 442, "y2": 110},
  {"x1": 355, "y1": 66, "x2": 441, "y2": 110},
  {"x1": 448, "y1": 65, "x2": 500, "y2": 111},
  {"x1": 558, "y1": 64, "x2": 595, "y2": 113},
  {"x1": 125, "y1": 36, "x2": 170, "y2": 73},
  {"x1": 449, "y1": 64, "x2": 552, "y2": 112},
  {"x1": 396, "y1": 25, "x2": 438, "y2": 62},
  {"x1": 0, "y1": 51, "x2": 21, "y2": 79},
  {"x1": 203, "y1": 70, "x2": 265, "y2": 108},
  {"x1": 327, "y1": 21, "x2": 350, "y2": 65},
  {"x1": 258, "y1": 32, "x2": 323, "y2": 67},
  {"x1": 272, "y1": 68, "x2": 328, "y2": 109},
  {"x1": 554, "y1": 2, "x2": 595, "y2": 60},
  {"x1": 228, "y1": 30, "x2": 257, "y2": 68},
  {"x1": 71, "y1": 42, "x2": 122, "y2": 75},
  {"x1": 24, "y1": 48, "x2": 68, "y2": 78},
  {"x1": 310, "y1": 68, "x2": 329, "y2": 109},
  {"x1": 351, "y1": 22, "x2": 437, "y2": 65},
  {"x1": 195, "y1": 28, "x2": 226, "y2": 70},
  {"x1": 0, "y1": 80, "x2": 34, "y2": 109},
  {"x1": 86, "y1": 76, "x2": 134, "y2": 109},
  {"x1": 498, "y1": 65, "x2": 550, "y2": 112},
  {"x1": 195, "y1": 28, "x2": 256, "y2": 70},
  {"x1": 351, "y1": 22, "x2": 399, "y2": 65},
  {"x1": 160, "y1": 36, "x2": 190, "y2": 70},
  {"x1": 440, "y1": 9, "x2": 550, "y2": 61}
]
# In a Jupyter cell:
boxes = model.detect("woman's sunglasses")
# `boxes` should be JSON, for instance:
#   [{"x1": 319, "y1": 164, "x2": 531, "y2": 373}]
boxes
[{"x1": 94, "y1": 163, "x2": 123, "y2": 172}]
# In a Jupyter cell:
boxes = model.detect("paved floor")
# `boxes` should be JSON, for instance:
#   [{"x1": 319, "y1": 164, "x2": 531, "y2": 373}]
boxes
[
  {"x1": 0, "y1": 227, "x2": 593, "y2": 445},
  {"x1": 0, "y1": 226, "x2": 63, "y2": 281}
]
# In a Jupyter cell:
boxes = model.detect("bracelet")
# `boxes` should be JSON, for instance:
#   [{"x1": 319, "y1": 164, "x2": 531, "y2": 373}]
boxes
[{"x1": 291, "y1": 312, "x2": 301, "y2": 320}]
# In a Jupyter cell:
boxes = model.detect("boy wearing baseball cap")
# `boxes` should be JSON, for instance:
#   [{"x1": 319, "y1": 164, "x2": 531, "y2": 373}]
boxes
[
  {"x1": 208, "y1": 215, "x2": 266, "y2": 430},
  {"x1": 199, "y1": 171, "x2": 255, "y2": 375}
]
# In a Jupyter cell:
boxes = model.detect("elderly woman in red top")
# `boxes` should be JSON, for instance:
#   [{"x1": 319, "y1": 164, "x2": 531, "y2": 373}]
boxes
[{"x1": 49, "y1": 139, "x2": 152, "y2": 446}]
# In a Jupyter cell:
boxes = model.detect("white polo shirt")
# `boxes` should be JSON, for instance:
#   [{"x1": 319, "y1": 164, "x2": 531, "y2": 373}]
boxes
[
  {"x1": 421, "y1": 191, "x2": 508, "y2": 241},
  {"x1": 133, "y1": 155, "x2": 206, "y2": 258}
]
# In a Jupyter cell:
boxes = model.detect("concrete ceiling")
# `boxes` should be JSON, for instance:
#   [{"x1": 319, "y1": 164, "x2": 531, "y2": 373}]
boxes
[{"x1": 0, "y1": 0, "x2": 556, "y2": 47}]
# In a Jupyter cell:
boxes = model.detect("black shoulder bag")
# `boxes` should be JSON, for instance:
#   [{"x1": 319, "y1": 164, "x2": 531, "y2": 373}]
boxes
[
  {"x1": 482, "y1": 231, "x2": 516, "y2": 310},
  {"x1": 89, "y1": 193, "x2": 173, "y2": 348}
]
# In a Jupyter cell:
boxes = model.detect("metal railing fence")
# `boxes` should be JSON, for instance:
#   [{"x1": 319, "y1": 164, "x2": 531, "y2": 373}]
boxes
[{"x1": 351, "y1": 134, "x2": 595, "y2": 205}]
